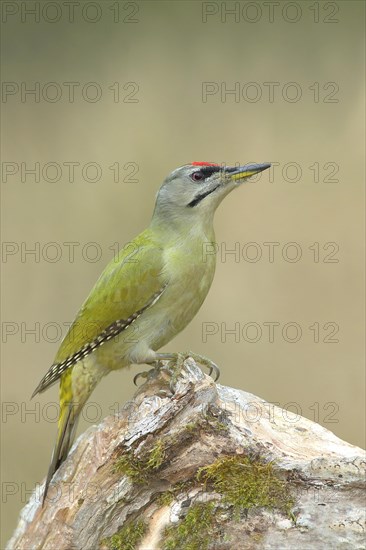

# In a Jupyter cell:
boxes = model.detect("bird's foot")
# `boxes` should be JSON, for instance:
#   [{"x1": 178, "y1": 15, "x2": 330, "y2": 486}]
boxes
[
  {"x1": 133, "y1": 352, "x2": 220, "y2": 393},
  {"x1": 154, "y1": 351, "x2": 220, "y2": 391},
  {"x1": 133, "y1": 357, "x2": 181, "y2": 392}
]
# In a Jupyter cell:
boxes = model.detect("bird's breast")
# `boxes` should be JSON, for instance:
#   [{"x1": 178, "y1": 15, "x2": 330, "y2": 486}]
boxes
[{"x1": 147, "y1": 236, "x2": 217, "y2": 346}]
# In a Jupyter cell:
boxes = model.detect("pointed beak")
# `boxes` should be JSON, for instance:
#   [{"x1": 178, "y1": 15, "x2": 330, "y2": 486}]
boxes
[{"x1": 225, "y1": 162, "x2": 271, "y2": 182}]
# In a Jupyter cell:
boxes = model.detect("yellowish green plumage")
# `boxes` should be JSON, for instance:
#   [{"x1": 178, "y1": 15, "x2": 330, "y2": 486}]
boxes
[{"x1": 33, "y1": 161, "x2": 271, "y2": 503}]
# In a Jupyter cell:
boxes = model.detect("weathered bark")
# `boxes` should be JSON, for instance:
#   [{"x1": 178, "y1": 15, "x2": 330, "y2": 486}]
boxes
[{"x1": 8, "y1": 359, "x2": 366, "y2": 550}]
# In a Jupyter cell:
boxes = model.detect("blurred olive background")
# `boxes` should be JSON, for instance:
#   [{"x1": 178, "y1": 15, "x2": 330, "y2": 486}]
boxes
[{"x1": 1, "y1": 0, "x2": 365, "y2": 545}]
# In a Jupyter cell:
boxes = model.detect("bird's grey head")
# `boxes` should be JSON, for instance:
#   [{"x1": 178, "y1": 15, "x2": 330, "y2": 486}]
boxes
[{"x1": 152, "y1": 161, "x2": 271, "y2": 228}]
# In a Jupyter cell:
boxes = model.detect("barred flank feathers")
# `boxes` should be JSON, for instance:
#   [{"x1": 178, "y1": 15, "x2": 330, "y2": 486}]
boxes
[{"x1": 31, "y1": 285, "x2": 167, "y2": 399}]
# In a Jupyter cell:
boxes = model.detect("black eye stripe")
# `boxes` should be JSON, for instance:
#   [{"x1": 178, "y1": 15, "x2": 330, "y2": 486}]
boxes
[{"x1": 196, "y1": 166, "x2": 221, "y2": 179}]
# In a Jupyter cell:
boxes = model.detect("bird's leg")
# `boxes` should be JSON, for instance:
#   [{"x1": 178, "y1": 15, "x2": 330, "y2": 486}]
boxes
[{"x1": 153, "y1": 353, "x2": 187, "y2": 391}]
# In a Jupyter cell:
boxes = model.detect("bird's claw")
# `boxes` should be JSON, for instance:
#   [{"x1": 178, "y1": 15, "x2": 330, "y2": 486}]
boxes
[
  {"x1": 133, "y1": 360, "x2": 166, "y2": 387},
  {"x1": 206, "y1": 361, "x2": 220, "y2": 382},
  {"x1": 183, "y1": 351, "x2": 220, "y2": 382},
  {"x1": 133, "y1": 370, "x2": 149, "y2": 386}
]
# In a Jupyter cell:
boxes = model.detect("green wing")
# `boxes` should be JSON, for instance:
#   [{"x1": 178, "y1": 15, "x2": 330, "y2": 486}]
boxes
[
  {"x1": 56, "y1": 229, "x2": 165, "y2": 362},
  {"x1": 32, "y1": 230, "x2": 166, "y2": 396}
]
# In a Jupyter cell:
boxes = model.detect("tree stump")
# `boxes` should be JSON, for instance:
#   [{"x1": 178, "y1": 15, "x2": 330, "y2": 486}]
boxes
[{"x1": 7, "y1": 359, "x2": 366, "y2": 549}]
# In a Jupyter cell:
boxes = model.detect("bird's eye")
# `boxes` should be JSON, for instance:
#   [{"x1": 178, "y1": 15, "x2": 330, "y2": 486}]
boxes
[{"x1": 191, "y1": 171, "x2": 204, "y2": 182}]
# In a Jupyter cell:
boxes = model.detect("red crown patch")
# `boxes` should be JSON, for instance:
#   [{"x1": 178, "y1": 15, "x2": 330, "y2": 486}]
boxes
[{"x1": 191, "y1": 162, "x2": 220, "y2": 167}]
